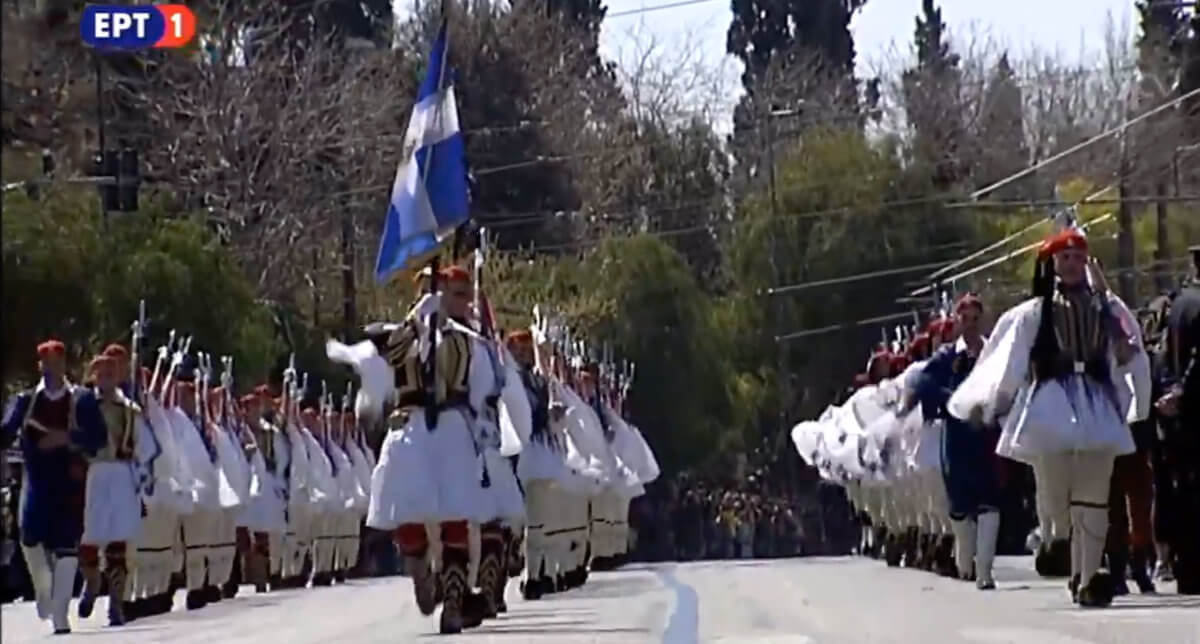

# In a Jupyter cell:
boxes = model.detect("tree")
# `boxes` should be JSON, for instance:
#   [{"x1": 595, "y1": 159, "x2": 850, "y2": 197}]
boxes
[
  {"x1": 726, "y1": 0, "x2": 870, "y2": 189},
  {"x1": 1136, "y1": 1, "x2": 1187, "y2": 292},
  {"x1": 2, "y1": 189, "x2": 281, "y2": 386},
  {"x1": 901, "y1": 0, "x2": 966, "y2": 188},
  {"x1": 974, "y1": 53, "x2": 1029, "y2": 197}
]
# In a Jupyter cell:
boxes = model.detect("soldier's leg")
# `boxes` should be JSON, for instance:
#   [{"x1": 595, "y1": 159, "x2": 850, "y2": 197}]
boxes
[
  {"x1": 1106, "y1": 456, "x2": 1133, "y2": 595},
  {"x1": 270, "y1": 530, "x2": 286, "y2": 586},
  {"x1": 288, "y1": 506, "x2": 311, "y2": 587},
  {"x1": 210, "y1": 512, "x2": 237, "y2": 599},
  {"x1": 344, "y1": 514, "x2": 363, "y2": 579},
  {"x1": 181, "y1": 511, "x2": 213, "y2": 609},
  {"x1": 143, "y1": 512, "x2": 177, "y2": 615},
  {"x1": 523, "y1": 482, "x2": 547, "y2": 599},
  {"x1": 438, "y1": 520, "x2": 471, "y2": 634},
  {"x1": 20, "y1": 543, "x2": 53, "y2": 620},
  {"x1": 103, "y1": 541, "x2": 130, "y2": 626},
  {"x1": 248, "y1": 531, "x2": 270, "y2": 592},
  {"x1": 1070, "y1": 451, "x2": 1116, "y2": 607},
  {"x1": 478, "y1": 520, "x2": 506, "y2": 617},
  {"x1": 49, "y1": 546, "x2": 79, "y2": 634},
  {"x1": 78, "y1": 543, "x2": 103, "y2": 618},
  {"x1": 393, "y1": 523, "x2": 438, "y2": 615},
  {"x1": 310, "y1": 513, "x2": 332, "y2": 586},
  {"x1": 1124, "y1": 450, "x2": 1156, "y2": 592}
]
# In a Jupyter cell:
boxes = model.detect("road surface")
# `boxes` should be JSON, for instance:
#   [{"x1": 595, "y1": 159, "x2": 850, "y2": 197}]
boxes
[{"x1": 3, "y1": 557, "x2": 1197, "y2": 643}]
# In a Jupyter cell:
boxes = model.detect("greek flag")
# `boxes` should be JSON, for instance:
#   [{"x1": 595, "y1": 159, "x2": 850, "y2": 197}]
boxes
[{"x1": 374, "y1": 22, "x2": 469, "y2": 283}]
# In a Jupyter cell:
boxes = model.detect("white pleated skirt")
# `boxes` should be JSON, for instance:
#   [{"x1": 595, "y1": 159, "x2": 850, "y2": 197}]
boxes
[
  {"x1": 517, "y1": 439, "x2": 568, "y2": 484},
  {"x1": 367, "y1": 409, "x2": 486, "y2": 530},
  {"x1": 238, "y1": 464, "x2": 287, "y2": 533},
  {"x1": 82, "y1": 461, "x2": 143, "y2": 545},
  {"x1": 479, "y1": 449, "x2": 526, "y2": 523},
  {"x1": 997, "y1": 376, "x2": 1135, "y2": 464}
]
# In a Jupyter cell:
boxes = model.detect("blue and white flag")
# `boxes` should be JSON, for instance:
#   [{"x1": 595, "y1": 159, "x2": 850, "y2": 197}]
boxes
[{"x1": 374, "y1": 22, "x2": 470, "y2": 284}]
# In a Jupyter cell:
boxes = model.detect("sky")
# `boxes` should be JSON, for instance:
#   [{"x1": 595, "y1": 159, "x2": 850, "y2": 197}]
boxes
[{"x1": 597, "y1": 0, "x2": 1139, "y2": 131}]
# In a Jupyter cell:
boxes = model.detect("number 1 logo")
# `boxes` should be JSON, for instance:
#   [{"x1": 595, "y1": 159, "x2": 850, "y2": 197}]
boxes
[{"x1": 154, "y1": 4, "x2": 195, "y2": 48}]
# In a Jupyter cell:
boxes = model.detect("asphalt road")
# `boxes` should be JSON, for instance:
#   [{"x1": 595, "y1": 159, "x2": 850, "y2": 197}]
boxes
[{"x1": 3, "y1": 556, "x2": 1197, "y2": 643}]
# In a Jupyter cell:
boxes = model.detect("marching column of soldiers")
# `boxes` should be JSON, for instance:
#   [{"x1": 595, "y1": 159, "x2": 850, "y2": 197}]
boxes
[
  {"x1": 792, "y1": 225, "x2": 1200, "y2": 607},
  {"x1": 2, "y1": 261, "x2": 661, "y2": 636},
  {"x1": 327, "y1": 263, "x2": 660, "y2": 634}
]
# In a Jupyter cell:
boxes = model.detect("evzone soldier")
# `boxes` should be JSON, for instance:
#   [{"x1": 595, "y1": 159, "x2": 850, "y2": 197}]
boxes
[
  {"x1": 464, "y1": 284, "x2": 527, "y2": 620},
  {"x1": 239, "y1": 386, "x2": 289, "y2": 592},
  {"x1": 1154, "y1": 244, "x2": 1200, "y2": 594},
  {"x1": 336, "y1": 403, "x2": 372, "y2": 582},
  {"x1": 510, "y1": 329, "x2": 568, "y2": 600},
  {"x1": 298, "y1": 399, "x2": 338, "y2": 587},
  {"x1": 204, "y1": 379, "x2": 248, "y2": 602},
  {"x1": 172, "y1": 373, "x2": 225, "y2": 610},
  {"x1": 948, "y1": 225, "x2": 1146, "y2": 607},
  {"x1": 363, "y1": 264, "x2": 494, "y2": 634},
  {"x1": 1, "y1": 340, "x2": 88, "y2": 634},
  {"x1": 914, "y1": 294, "x2": 1003, "y2": 589},
  {"x1": 279, "y1": 380, "x2": 314, "y2": 590},
  {"x1": 314, "y1": 393, "x2": 357, "y2": 586},
  {"x1": 73, "y1": 353, "x2": 145, "y2": 627},
  {"x1": 114, "y1": 340, "x2": 188, "y2": 622},
  {"x1": 128, "y1": 363, "x2": 184, "y2": 620}
]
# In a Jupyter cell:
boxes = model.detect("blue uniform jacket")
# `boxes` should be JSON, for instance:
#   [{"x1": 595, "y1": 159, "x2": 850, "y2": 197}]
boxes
[
  {"x1": 1, "y1": 388, "x2": 106, "y2": 551},
  {"x1": 913, "y1": 345, "x2": 973, "y2": 424},
  {"x1": 914, "y1": 343, "x2": 999, "y2": 517}
]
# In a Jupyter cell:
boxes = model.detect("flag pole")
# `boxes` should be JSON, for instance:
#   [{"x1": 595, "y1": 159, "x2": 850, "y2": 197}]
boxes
[{"x1": 422, "y1": 15, "x2": 452, "y2": 431}]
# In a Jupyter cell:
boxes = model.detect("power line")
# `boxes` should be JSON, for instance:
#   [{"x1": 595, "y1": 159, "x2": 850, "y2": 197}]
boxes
[
  {"x1": 969, "y1": 85, "x2": 1200, "y2": 200},
  {"x1": 909, "y1": 212, "x2": 1116, "y2": 297},
  {"x1": 776, "y1": 255, "x2": 1192, "y2": 344},
  {"x1": 606, "y1": 0, "x2": 718, "y2": 18},
  {"x1": 763, "y1": 260, "x2": 954, "y2": 296}
]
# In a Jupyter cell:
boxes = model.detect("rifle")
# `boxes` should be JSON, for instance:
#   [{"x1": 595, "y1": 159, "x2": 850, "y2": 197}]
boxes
[
  {"x1": 149, "y1": 329, "x2": 176, "y2": 400},
  {"x1": 130, "y1": 299, "x2": 146, "y2": 404}
]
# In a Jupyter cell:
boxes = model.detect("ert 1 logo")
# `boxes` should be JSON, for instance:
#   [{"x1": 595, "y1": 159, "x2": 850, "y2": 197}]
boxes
[{"x1": 81, "y1": 4, "x2": 197, "y2": 50}]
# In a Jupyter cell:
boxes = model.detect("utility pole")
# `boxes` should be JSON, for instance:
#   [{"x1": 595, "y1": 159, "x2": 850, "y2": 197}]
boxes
[
  {"x1": 341, "y1": 203, "x2": 358, "y2": 337},
  {"x1": 1117, "y1": 95, "x2": 1137, "y2": 303},
  {"x1": 760, "y1": 100, "x2": 791, "y2": 498}
]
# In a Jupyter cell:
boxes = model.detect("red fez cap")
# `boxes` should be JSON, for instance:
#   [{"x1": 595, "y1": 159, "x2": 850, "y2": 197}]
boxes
[
  {"x1": 37, "y1": 339, "x2": 66, "y2": 359},
  {"x1": 439, "y1": 265, "x2": 471, "y2": 284},
  {"x1": 954, "y1": 293, "x2": 983, "y2": 314},
  {"x1": 907, "y1": 333, "x2": 931, "y2": 358},
  {"x1": 506, "y1": 329, "x2": 533, "y2": 345},
  {"x1": 928, "y1": 317, "x2": 957, "y2": 336},
  {"x1": 1038, "y1": 228, "x2": 1088, "y2": 261},
  {"x1": 102, "y1": 344, "x2": 128, "y2": 358},
  {"x1": 89, "y1": 354, "x2": 117, "y2": 371}
]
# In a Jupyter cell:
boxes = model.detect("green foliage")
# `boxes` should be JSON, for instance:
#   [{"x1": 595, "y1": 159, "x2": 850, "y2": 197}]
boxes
[
  {"x1": 2, "y1": 188, "x2": 281, "y2": 386},
  {"x1": 488, "y1": 236, "x2": 748, "y2": 474}
]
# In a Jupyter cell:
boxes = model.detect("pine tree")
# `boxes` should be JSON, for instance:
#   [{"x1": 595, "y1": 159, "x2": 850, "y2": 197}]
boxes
[
  {"x1": 725, "y1": 0, "x2": 870, "y2": 190},
  {"x1": 900, "y1": 0, "x2": 964, "y2": 188},
  {"x1": 976, "y1": 54, "x2": 1029, "y2": 196}
]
